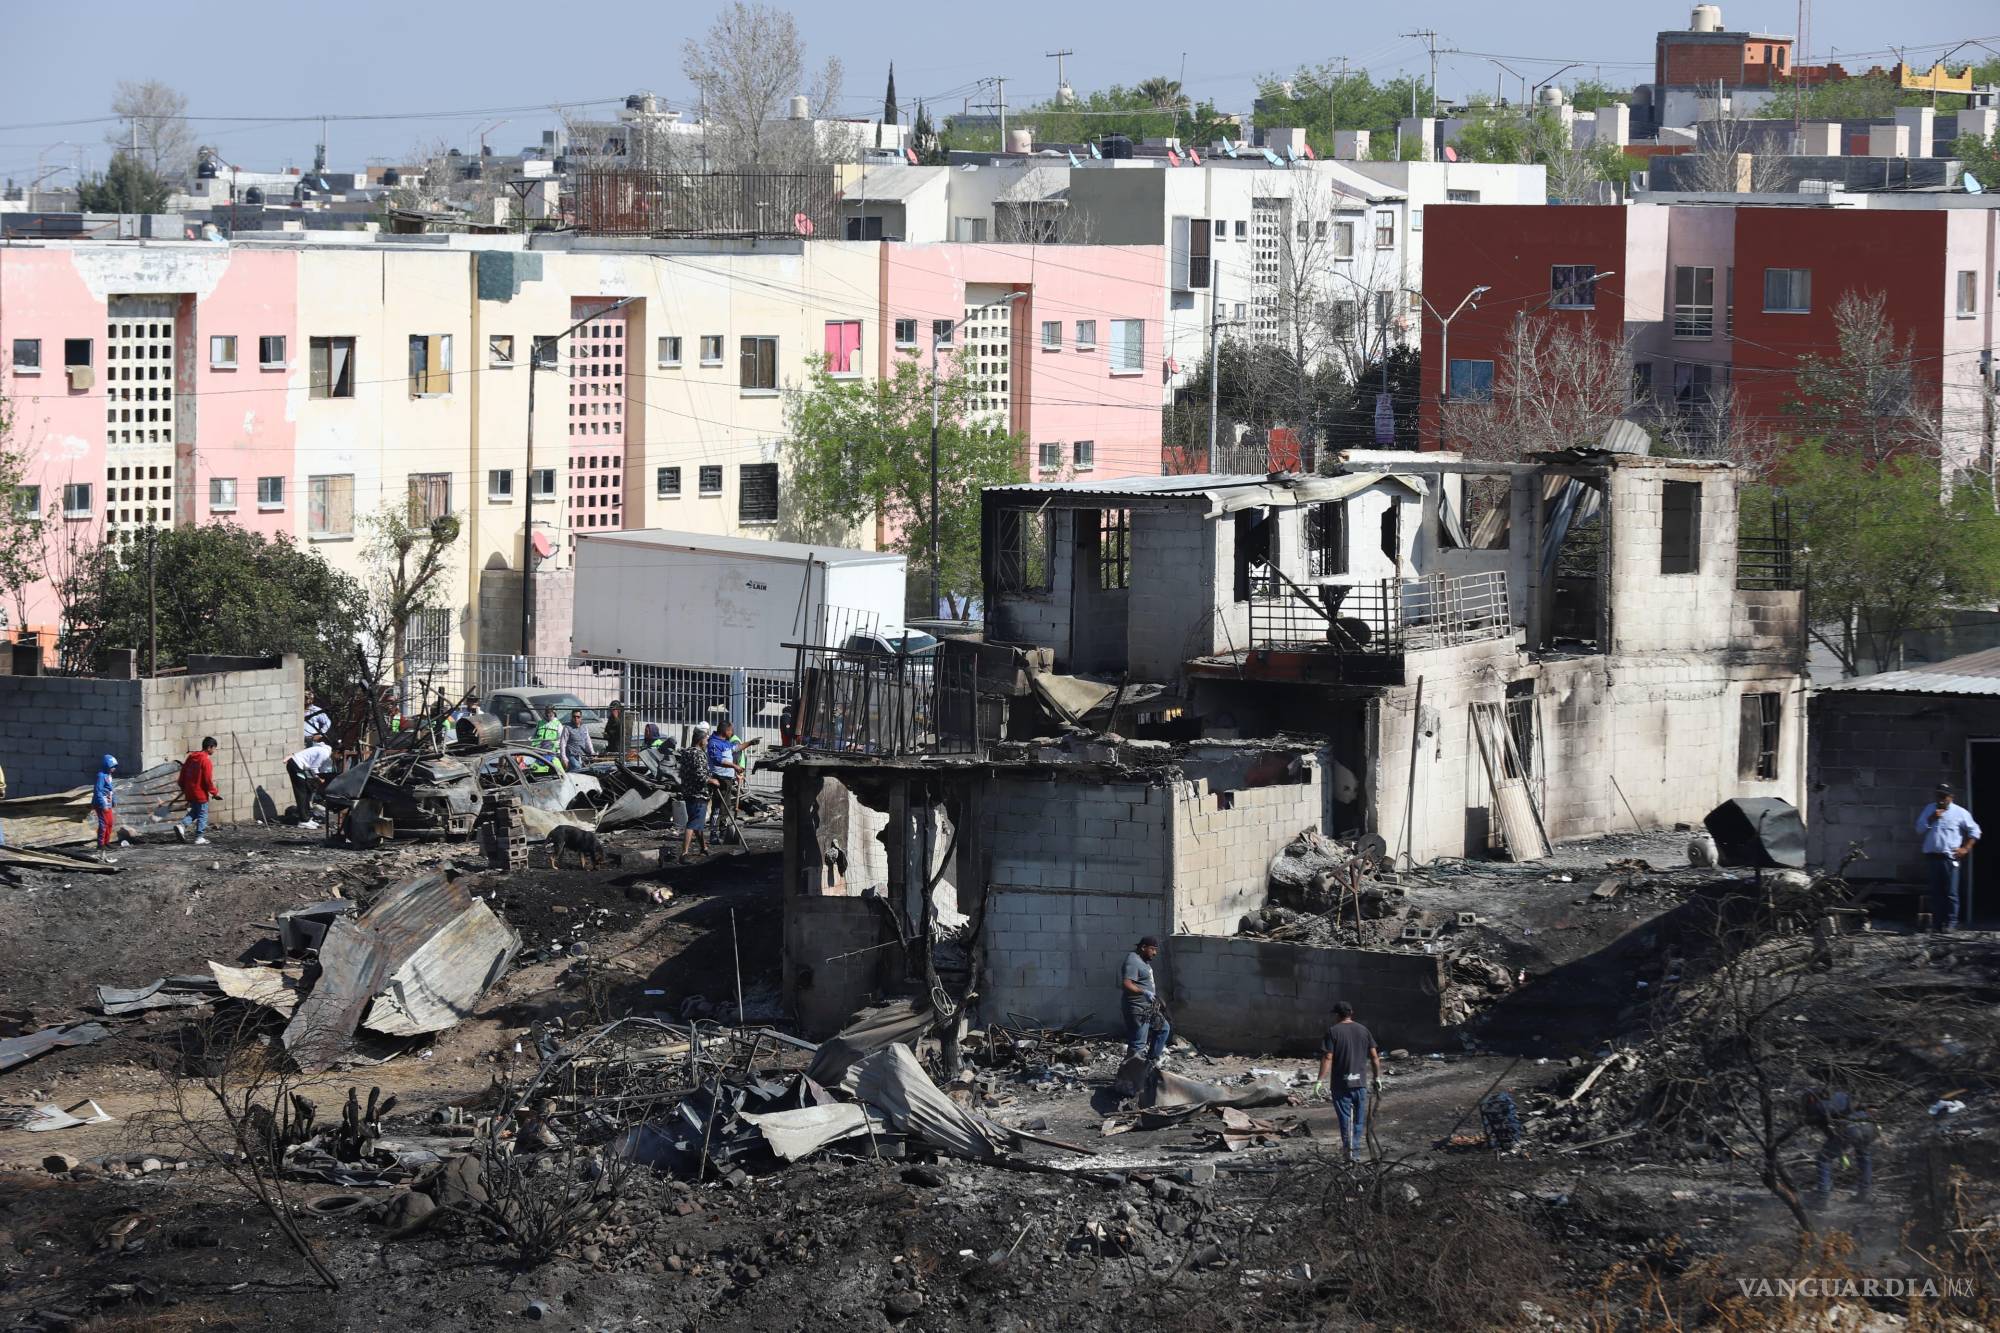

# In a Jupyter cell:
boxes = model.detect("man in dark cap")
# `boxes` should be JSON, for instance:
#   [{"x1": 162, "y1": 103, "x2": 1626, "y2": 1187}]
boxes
[
  {"x1": 1120, "y1": 936, "x2": 1170, "y2": 1065},
  {"x1": 1916, "y1": 782, "x2": 1980, "y2": 932}
]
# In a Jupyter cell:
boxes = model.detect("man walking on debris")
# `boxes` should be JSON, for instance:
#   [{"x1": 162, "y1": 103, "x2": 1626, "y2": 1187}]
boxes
[
  {"x1": 1803, "y1": 1085, "x2": 1875, "y2": 1206},
  {"x1": 1315, "y1": 1001, "x2": 1382, "y2": 1161},
  {"x1": 561, "y1": 708, "x2": 596, "y2": 771},
  {"x1": 174, "y1": 736, "x2": 221, "y2": 845},
  {"x1": 1915, "y1": 783, "x2": 1979, "y2": 932},
  {"x1": 90, "y1": 754, "x2": 119, "y2": 864},
  {"x1": 1120, "y1": 937, "x2": 1171, "y2": 1066},
  {"x1": 287, "y1": 736, "x2": 333, "y2": 830},
  {"x1": 675, "y1": 724, "x2": 714, "y2": 862}
]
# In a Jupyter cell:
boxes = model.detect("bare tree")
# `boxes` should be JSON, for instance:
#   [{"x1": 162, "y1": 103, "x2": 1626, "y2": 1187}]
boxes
[
  {"x1": 107, "y1": 80, "x2": 196, "y2": 182},
  {"x1": 1680, "y1": 95, "x2": 1788, "y2": 194},
  {"x1": 1791, "y1": 290, "x2": 1946, "y2": 468},
  {"x1": 0, "y1": 391, "x2": 43, "y2": 636},
  {"x1": 384, "y1": 138, "x2": 511, "y2": 222},
  {"x1": 1440, "y1": 312, "x2": 1635, "y2": 462},
  {"x1": 362, "y1": 499, "x2": 462, "y2": 683},
  {"x1": 682, "y1": 1, "x2": 846, "y2": 169}
]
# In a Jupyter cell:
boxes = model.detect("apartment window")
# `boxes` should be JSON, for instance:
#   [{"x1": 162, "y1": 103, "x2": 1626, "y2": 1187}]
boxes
[
  {"x1": 11, "y1": 338, "x2": 40, "y2": 373},
  {"x1": 740, "y1": 335, "x2": 779, "y2": 392},
  {"x1": 700, "y1": 335, "x2": 724, "y2": 365},
  {"x1": 489, "y1": 335, "x2": 516, "y2": 368},
  {"x1": 257, "y1": 476, "x2": 285, "y2": 509},
  {"x1": 1098, "y1": 508, "x2": 1130, "y2": 589},
  {"x1": 1551, "y1": 265, "x2": 1597, "y2": 310},
  {"x1": 1447, "y1": 358, "x2": 1495, "y2": 402},
  {"x1": 1073, "y1": 439, "x2": 1094, "y2": 471},
  {"x1": 1305, "y1": 500, "x2": 1348, "y2": 578},
  {"x1": 14, "y1": 484, "x2": 40, "y2": 518},
  {"x1": 657, "y1": 466, "x2": 682, "y2": 499},
  {"x1": 488, "y1": 468, "x2": 514, "y2": 501},
  {"x1": 310, "y1": 336, "x2": 355, "y2": 398},
  {"x1": 1214, "y1": 219, "x2": 1227, "y2": 239},
  {"x1": 1446, "y1": 189, "x2": 1482, "y2": 203},
  {"x1": 308, "y1": 474, "x2": 355, "y2": 538},
  {"x1": 1957, "y1": 270, "x2": 1979, "y2": 318},
  {"x1": 1632, "y1": 361, "x2": 1654, "y2": 402},
  {"x1": 210, "y1": 335, "x2": 238, "y2": 369},
  {"x1": 1041, "y1": 320, "x2": 1061, "y2": 351},
  {"x1": 62, "y1": 483, "x2": 92, "y2": 518},
  {"x1": 931, "y1": 318, "x2": 955, "y2": 347},
  {"x1": 208, "y1": 477, "x2": 237, "y2": 512},
  {"x1": 1234, "y1": 220, "x2": 1247, "y2": 240},
  {"x1": 1037, "y1": 442, "x2": 1062, "y2": 471},
  {"x1": 823, "y1": 321, "x2": 860, "y2": 376},
  {"x1": 1372, "y1": 291, "x2": 1392, "y2": 327},
  {"x1": 64, "y1": 338, "x2": 91, "y2": 368},
  {"x1": 738, "y1": 462, "x2": 779, "y2": 523},
  {"x1": 1182, "y1": 215, "x2": 1211, "y2": 288},
  {"x1": 408, "y1": 472, "x2": 451, "y2": 522},
  {"x1": 1738, "y1": 692, "x2": 1782, "y2": 780},
  {"x1": 1109, "y1": 318, "x2": 1144, "y2": 374},
  {"x1": 1763, "y1": 268, "x2": 1811, "y2": 313},
  {"x1": 698, "y1": 465, "x2": 723, "y2": 497},
  {"x1": 1673, "y1": 266, "x2": 1715, "y2": 338},
  {"x1": 1661, "y1": 480, "x2": 1702, "y2": 574},
  {"x1": 259, "y1": 335, "x2": 287, "y2": 368},
  {"x1": 658, "y1": 335, "x2": 682, "y2": 367},
  {"x1": 1075, "y1": 319, "x2": 1097, "y2": 350},
  {"x1": 1330, "y1": 221, "x2": 1355, "y2": 259},
  {"x1": 531, "y1": 468, "x2": 556, "y2": 499},
  {"x1": 407, "y1": 334, "x2": 452, "y2": 395},
  {"x1": 953, "y1": 217, "x2": 987, "y2": 243},
  {"x1": 1374, "y1": 211, "x2": 1394, "y2": 249},
  {"x1": 531, "y1": 335, "x2": 559, "y2": 369},
  {"x1": 894, "y1": 319, "x2": 918, "y2": 347},
  {"x1": 845, "y1": 215, "x2": 884, "y2": 241},
  {"x1": 1725, "y1": 266, "x2": 1735, "y2": 335}
]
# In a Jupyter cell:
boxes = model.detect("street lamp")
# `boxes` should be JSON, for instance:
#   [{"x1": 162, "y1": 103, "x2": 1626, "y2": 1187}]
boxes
[
  {"x1": 521, "y1": 293, "x2": 638, "y2": 657},
  {"x1": 1531, "y1": 63, "x2": 1584, "y2": 107},
  {"x1": 929, "y1": 291, "x2": 1024, "y2": 616},
  {"x1": 1426, "y1": 284, "x2": 1491, "y2": 407}
]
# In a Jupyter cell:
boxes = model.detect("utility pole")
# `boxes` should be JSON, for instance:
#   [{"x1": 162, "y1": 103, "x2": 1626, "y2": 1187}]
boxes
[
  {"x1": 996, "y1": 77, "x2": 1008, "y2": 144},
  {"x1": 145, "y1": 525, "x2": 157, "y2": 678},
  {"x1": 1207, "y1": 267, "x2": 1224, "y2": 471},
  {"x1": 1402, "y1": 30, "x2": 1443, "y2": 116},
  {"x1": 1046, "y1": 49, "x2": 1073, "y2": 101}
]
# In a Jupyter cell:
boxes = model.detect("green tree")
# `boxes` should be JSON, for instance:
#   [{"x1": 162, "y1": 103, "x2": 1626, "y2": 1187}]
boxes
[
  {"x1": 1253, "y1": 66, "x2": 1431, "y2": 154},
  {"x1": 362, "y1": 503, "x2": 462, "y2": 682},
  {"x1": 783, "y1": 353, "x2": 1025, "y2": 616},
  {"x1": 58, "y1": 523, "x2": 366, "y2": 694},
  {"x1": 0, "y1": 391, "x2": 43, "y2": 634},
  {"x1": 76, "y1": 152, "x2": 173, "y2": 213},
  {"x1": 1952, "y1": 131, "x2": 2000, "y2": 181},
  {"x1": 1753, "y1": 73, "x2": 1965, "y2": 121},
  {"x1": 1760, "y1": 441, "x2": 2000, "y2": 676},
  {"x1": 1566, "y1": 80, "x2": 1630, "y2": 112},
  {"x1": 1009, "y1": 84, "x2": 1235, "y2": 151},
  {"x1": 911, "y1": 102, "x2": 943, "y2": 164}
]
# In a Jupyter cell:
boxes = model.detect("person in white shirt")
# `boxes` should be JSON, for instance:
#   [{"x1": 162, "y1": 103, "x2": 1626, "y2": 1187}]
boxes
[
  {"x1": 287, "y1": 738, "x2": 334, "y2": 830},
  {"x1": 303, "y1": 692, "x2": 333, "y2": 745}
]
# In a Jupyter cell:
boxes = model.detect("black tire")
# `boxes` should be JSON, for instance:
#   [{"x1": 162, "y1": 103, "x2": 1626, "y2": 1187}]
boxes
[{"x1": 349, "y1": 798, "x2": 383, "y2": 850}]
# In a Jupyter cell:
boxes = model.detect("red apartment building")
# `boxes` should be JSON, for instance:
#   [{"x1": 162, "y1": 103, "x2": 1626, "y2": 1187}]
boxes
[{"x1": 1420, "y1": 201, "x2": 2000, "y2": 472}]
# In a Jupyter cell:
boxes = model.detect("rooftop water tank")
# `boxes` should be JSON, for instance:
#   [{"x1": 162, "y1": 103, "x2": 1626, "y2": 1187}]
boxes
[
  {"x1": 1006, "y1": 128, "x2": 1033, "y2": 154},
  {"x1": 789, "y1": 95, "x2": 810, "y2": 120},
  {"x1": 1691, "y1": 4, "x2": 1723, "y2": 32}
]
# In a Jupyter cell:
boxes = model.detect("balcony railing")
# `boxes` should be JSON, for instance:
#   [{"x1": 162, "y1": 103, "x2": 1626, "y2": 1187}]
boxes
[
  {"x1": 791, "y1": 644, "x2": 983, "y2": 757},
  {"x1": 1248, "y1": 570, "x2": 1514, "y2": 656}
]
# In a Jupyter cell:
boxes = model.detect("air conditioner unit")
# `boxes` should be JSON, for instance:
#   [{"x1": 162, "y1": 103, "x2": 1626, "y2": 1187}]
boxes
[{"x1": 67, "y1": 366, "x2": 94, "y2": 391}]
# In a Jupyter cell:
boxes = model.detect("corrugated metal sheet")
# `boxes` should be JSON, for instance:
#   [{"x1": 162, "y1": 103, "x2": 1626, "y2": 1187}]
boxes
[{"x1": 1819, "y1": 648, "x2": 2000, "y2": 696}]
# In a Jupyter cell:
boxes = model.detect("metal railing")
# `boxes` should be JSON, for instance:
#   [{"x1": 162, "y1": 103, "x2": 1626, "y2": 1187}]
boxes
[
  {"x1": 568, "y1": 168, "x2": 838, "y2": 238},
  {"x1": 1249, "y1": 570, "x2": 1513, "y2": 655},
  {"x1": 790, "y1": 644, "x2": 982, "y2": 758},
  {"x1": 1737, "y1": 498, "x2": 1798, "y2": 591}
]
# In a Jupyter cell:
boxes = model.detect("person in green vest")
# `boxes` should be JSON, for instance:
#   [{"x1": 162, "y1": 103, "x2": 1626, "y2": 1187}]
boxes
[{"x1": 532, "y1": 706, "x2": 565, "y2": 773}]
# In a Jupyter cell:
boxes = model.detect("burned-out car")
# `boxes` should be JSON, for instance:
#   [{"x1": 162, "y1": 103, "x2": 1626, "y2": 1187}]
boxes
[
  {"x1": 321, "y1": 747, "x2": 484, "y2": 849},
  {"x1": 474, "y1": 745, "x2": 605, "y2": 814}
]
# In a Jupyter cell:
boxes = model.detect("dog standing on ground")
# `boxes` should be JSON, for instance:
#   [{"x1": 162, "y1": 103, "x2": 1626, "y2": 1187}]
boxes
[{"x1": 545, "y1": 825, "x2": 620, "y2": 870}]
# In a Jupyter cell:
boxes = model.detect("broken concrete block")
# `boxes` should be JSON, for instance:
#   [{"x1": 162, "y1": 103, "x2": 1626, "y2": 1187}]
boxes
[{"x1": 41, "y1": 1154, "x2": 77, "y2": 1175}]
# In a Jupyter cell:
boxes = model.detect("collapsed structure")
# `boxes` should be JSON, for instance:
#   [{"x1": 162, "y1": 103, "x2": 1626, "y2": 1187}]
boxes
[{"x1": 779, "y1": 449, "x2": 1809, "y2": 1051}]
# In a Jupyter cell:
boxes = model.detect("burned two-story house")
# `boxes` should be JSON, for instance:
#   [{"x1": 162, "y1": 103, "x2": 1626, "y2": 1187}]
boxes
[{"x1": 978, "y1": 449, "x2": 1808, "y2": 864}]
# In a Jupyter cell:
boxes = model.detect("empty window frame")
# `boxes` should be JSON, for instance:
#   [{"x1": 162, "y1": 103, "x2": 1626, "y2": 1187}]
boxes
[
  {"x1": 1550, "y1": 264, "x2": 1597, "y2": 309},
  {"x1": 1304, "y1": 499, "x2": 1348, "y2": 578},
  {"x1": 738, "y1": 462, "x2": 779, "y2": 523},
  {"x1": 1660, "y1": 479, "x2": 1702, "y2": 574},
  {"x1": 1763, "y1": 268, "x2": 1811, "y2": 314},
  {"x1": 489, "y1": 334, "x2": 516, "y2": 368},
  {"x1": 408, "y1": 334, "x2": 452, "y2": 395},
  {"x1": 845, "y1": 215, "x2": 884, "y2": 240},
  {"x1": 1738, "y1": 691, "x2": 1781, "y2": 779},
  {"x1": 1098, "y1": 508, "x2": 1130, "y2": 589},
  {"x1": 310, "y1": 336, "x2": 355, "y2": 398},
  {"x1": 993, "y1": 508, "x2": 1052, "y2": 593},
  {"x1": 1673, "y1": 266, "x2": 1715, "y2": 338}
]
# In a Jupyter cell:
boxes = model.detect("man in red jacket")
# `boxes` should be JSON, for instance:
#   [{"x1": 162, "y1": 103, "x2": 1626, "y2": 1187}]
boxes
[{"x1": 174, "y1": 736, "x2": 222, "y2": 845}]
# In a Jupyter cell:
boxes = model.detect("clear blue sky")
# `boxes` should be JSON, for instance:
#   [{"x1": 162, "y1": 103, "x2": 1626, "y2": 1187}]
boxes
[{"x1": 1, "y1": 0, "x2": 1993, "y2": 180}]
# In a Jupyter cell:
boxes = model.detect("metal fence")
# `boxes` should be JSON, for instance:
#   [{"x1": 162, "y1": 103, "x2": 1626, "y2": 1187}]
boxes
[
  {"x1": 401, "y1": 653, "x2": 793, "y2": 792},
  {"x1": 568, "y1": 168, "x2": 838, "y2": 239},
  {"x1": 1249, "y1": 570, "x2": 1513, "y2": 655},
  {"x1": 790, "y1": 646, "x2": 982, "y2": 757},
  {"x1": 1737, "y1": 498, "x2": 1798, "y2": 592}
]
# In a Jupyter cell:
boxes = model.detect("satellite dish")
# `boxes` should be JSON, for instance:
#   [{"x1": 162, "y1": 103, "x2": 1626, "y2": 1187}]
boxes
[
  {"x1": 1443, "y1": 145, "x2": 1460, "y2": 163},
  {"x1": 794, "y1": 213, "x2": 815, "y2": 236},
  {"x1": 1967, "y1": 171, "x2": 1985, "y2": 195},
  {"x1": 1167, "y1": 148, "x2": 1182, "y2": 166}
]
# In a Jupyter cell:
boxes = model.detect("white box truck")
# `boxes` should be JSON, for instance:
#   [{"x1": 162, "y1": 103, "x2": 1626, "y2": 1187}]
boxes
[{"x1": 571, "y1": 529, "x2": 907, "y2": 668}]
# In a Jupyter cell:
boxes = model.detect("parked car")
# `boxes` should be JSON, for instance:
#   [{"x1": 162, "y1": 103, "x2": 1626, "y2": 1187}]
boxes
[
  {"x1": 841, "y1": 628, "x2": 940, "y2": 659},
  {"x1": 484, "y1": 689, "x2": 607, "y2": 745}
]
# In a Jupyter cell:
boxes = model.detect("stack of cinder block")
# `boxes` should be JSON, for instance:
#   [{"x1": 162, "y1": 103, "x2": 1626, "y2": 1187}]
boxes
[{"x1": 483, "y1": 791, "x2": 529, "y2": 871}]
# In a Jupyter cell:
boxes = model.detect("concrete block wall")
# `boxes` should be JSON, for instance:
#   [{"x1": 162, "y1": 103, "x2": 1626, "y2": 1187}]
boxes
[
  {"x1": 985, "y1": 511, "x2": 1076, "y2": 664},
  {"x1": 1167, "y1": 935, "x2": 1447, "y2": 1054},
  {"x1": 786, "y1": 895, "x2": 898, "y2": 1037},
  {"x1": 1606, "y1": 467, "x2": 1739, "y2": 655},
  {"x1": 139, "y1": 658, "x2": 304, "y2": 824},
  {"x1": 1729, "y1": 589, "x2": 1805, "y2": 661},
  {"x1": 1170, "y1": 767, "x2": 1322, "y2": 935},
  {"x1": 1128, "y1": 507, "x2": 1226, "y2": 679},
  {"x1": 980, "y1": 773, "x2": 1174, "y2": 1030},
  {"x1": 1367, "y1": 637, "x2": 1522, "y2": 863},
  {"x1": 0, "y1": 675, "x2": 143, "y2": 798},
  {"x1": 1809, "y1": 692, "x2": 1997, "y2": 883}
]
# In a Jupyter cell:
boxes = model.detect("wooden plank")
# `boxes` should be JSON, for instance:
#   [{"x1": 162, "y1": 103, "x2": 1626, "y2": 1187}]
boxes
[{"x1": 1471, "y1": 703, "x2": 1550, "y2": 862}]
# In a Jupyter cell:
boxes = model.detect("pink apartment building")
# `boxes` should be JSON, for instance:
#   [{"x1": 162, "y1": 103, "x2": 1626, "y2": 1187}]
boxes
[{"x1": 1, "y1": 244, "x2": 300, "y2": 644}]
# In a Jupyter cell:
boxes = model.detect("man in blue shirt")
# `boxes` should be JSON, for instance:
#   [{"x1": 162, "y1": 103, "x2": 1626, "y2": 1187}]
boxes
[
  {"x1": 706, "y1": 720, "x2": 741, "y2": 838},
  {"x1": 1915, "y1": 783, "x2": 1981, "y2": 932}
]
